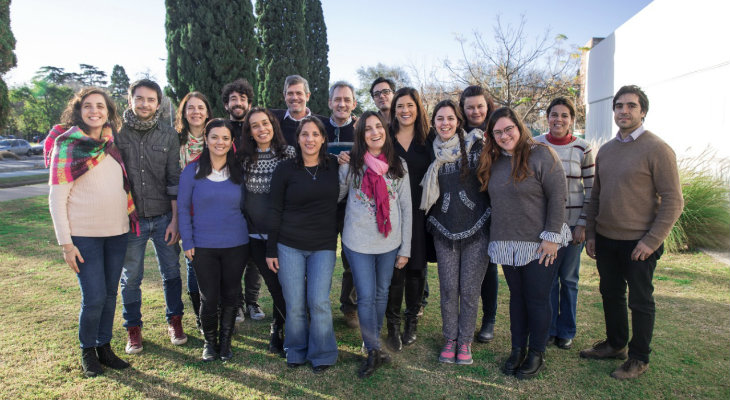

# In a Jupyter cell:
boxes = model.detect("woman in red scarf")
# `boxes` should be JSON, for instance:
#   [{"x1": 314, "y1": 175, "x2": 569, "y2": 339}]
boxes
[
  {"x1": 337, "y1": 111, "x2": 412, "y2": 378},
  {"x1": 47, "y1": 88, "x2": 137, "y2": 377}
]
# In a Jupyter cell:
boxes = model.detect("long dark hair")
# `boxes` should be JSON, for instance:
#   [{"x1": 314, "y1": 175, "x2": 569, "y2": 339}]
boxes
[
  {"x1": 237, "y1": 107, "x2": 288, "y2": 172},
  {"x1": 459, "y1": 85, "x2": 496, "y2": 131},
  {"x1": 195, "y1": 118, "x2": 243, "y2": 184},
  {"x1": 349, "y1": 111, "x2": 405, "y2": 181},
  {"x1": 61, "y1": 87, "x2": 121, "y2": 132},
  {"x1": 432, "y1": 100, "x2": 470, "y2": 181},
  {"x1": 175, "y1": 91, "x2": 212, "y2": 145},
  {"x1": 294, "y1": 116, "x2": 331, "y2": 169},
  {"x1": 389, "y1": 87, "x2": 429, "y2": 145},
  {"x1": 477, "y1": 107, "x2": 535, "y2": 190}
]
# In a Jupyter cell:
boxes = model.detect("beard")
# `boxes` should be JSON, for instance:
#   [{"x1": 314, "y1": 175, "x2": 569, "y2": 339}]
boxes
[{"x1": 227, "y1": 105, "x2": 247, "y2": 121}]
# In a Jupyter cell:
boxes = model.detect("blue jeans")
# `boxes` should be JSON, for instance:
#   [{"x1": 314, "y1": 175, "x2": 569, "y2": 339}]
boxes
[
  {"x1": 120, "y1": 212, "x2": 183, "y2": 327},
  {"x1": 277, "y1": 243, "x2": 337, "y2": 367},
  {"x1": 73, "y1": 234, "x2": 128, "y2": 349},
  {"x1": 549, "y1": 239, "x2": 584, "y2": 339},
  {"x1": 344, "y1": 246, "x2": 398, "y2": 352},
  {"x1": 186, "y1": 256, "x2": 199, "y2": 294}
]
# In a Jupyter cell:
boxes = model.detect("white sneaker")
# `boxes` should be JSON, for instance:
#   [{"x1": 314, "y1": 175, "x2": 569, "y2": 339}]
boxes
[
  {"x1": 235, "y1": 307, "x2": 245, "y2": 324},
  {"x1": 248, "y1": 304, "x2": 265, "y2": 320}
]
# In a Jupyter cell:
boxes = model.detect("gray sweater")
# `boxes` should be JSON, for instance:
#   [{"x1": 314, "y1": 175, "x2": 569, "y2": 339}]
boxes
[{"x1": 338, "y1": 161, "x2": 412, "y2": 257}]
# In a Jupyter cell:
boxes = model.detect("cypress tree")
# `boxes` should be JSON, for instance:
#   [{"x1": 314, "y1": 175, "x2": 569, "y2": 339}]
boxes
[
  {"x1": 109, "y1": 65, "x2": 130, "y2": 99},
  {"x1": 0, "y1": 0, "x2": 17, "y2": 127},
  {"x1": 165, "y1": 0, "x2": 258, "y2": 116},
  {"x1": 256, "y1": 0, "x2": 307, "y2": 109},
  {"x1": 303, "y1": 0, "x2": 330, "y2": 115}
]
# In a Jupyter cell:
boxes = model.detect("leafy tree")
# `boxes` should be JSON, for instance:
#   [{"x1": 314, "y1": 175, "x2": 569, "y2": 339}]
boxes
[
  {"x1": 34, "y1": 66, "x2": 69, "y2": 85},
  {"x1": 109, "y1": 64, "x2": 130, "y2": 110},
  {"x1": 303, "y1": 0, "x2": 329, "y2": 115},
  {"x1": 79, "y1": 64, "x2": 107, "y2": 87},
  {"x1": 165, "y1": 0, "x2": 259, "y2": 115},
  {"x1": 355, "y1": 63, "x2": 411, "y2": 112},
  {"x1": 0, "y1": 0, "x2": 17, "y2": 127},
  {"x1": 256, "y1": 0, "x2": 307, "y2": 109},
  {"x1": 8, "y1": 80, "x2": 73, "y2": 135}
]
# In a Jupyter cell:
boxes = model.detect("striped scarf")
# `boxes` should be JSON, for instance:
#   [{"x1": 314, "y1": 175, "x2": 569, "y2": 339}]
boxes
[{"x1": 44, "y1": 124, "x2": 139, "y2": 235}]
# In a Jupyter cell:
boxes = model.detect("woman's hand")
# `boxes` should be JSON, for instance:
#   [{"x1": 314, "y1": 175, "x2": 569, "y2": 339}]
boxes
[
  {"x1": 337, "y1": 151, "x2": 350, "y2": 165},
  {"x1": 586, "y1": 239, "x2": 596, "y2": 259},
  {"x1": 184, "y1": 248, "x2": 195, "y2": 261},
  {"x1": 537, "y1": 240, "x2": 559, "y2": 267},
  {"x1": 395, "y1": 256, "x2": 409, "y2": 269},
  {"x1": 62, "y1": 244, "x2": 84, "y2": 273},
  {"x1": 572, "y1": 226, "x2": 586, "y2": 244},
  {"x1": 266, "y1": 257, "x2": 280, "y2": 273}
]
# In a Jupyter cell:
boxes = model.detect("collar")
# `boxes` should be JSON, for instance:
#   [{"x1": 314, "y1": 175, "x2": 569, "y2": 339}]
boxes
[
  {"x1": 329, "y1": 116, "x2": 353, "y2": 128},
  {"x1": 546, "y1": 132, "x2": 575, "y2": 145},
  {"x1": 284, "y1": 108, "x2": 312, "y2": 122},
  {"x1": 615, "y1": 125, "x2": 645, "y2": 143}
]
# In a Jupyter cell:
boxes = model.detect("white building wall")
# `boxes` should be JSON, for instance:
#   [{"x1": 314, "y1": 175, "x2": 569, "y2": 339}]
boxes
[{"x1": 584, "y1": 0, "x2": 730, "y2": 159}]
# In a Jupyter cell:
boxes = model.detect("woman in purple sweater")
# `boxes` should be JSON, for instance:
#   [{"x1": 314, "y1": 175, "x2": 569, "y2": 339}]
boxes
[{"x1": 177, "y1": 118, "x2": 248, "y2": 362}]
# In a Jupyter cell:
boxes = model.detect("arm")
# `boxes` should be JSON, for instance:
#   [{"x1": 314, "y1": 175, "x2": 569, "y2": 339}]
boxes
[
  {"x1": 49, "y1": 183, "x2": 84, "y2": 273},
  {"x1": 574, "y1": 142, "x2": 595, "y2": 243},
  {"x1": 266, "y1": 162, "x2": 287, "y2": 259},
  {"x1": 177, "y1": 165, "x2": 195, "y2": 253},
  {"x1": 397, "y1": 162, "x2": 412, "y2": 260},
  {"x1": 165, "y1": 128, "x2": 182, "y2": 244},
  {"x1": 338, "y1": 163, "x2": 351, "y2": 202},
  {"x1": 584, "y1": 150, "x2": 602, "y2": 259},
  {"x1": 538, "y1": 147, "x2": 567, "y2": 266}
]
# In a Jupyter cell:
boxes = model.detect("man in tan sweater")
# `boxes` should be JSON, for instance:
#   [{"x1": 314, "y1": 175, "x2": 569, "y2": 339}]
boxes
[{"x1": 582, "y1": 85, "x2": 683, "y2": 380}]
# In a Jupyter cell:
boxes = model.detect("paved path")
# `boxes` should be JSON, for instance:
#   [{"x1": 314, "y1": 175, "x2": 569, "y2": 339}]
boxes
[
  {"x1": 0, "y1": 183, "x2": 49, "y2": 202},
  {"x1": 0, "y1": 155, "x2": 46, "y2": 172}
]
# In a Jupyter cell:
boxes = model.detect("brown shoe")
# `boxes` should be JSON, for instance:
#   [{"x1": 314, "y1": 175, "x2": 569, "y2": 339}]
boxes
[
  {"x1": 611, "y1": 358, "x2": 649, "y2": 380},
  {"x1": 344, "y1": 311, "x2": 359, "y2": 329},
  {"x1": 125, "y1": 326, "x2": 143, "y2": 354},
  {"x1": 168, "y1": 315, "x2": 188, "y2": 345},
  {"x1": 579, "y1": 339, "x2": 628, "y2": 360}
]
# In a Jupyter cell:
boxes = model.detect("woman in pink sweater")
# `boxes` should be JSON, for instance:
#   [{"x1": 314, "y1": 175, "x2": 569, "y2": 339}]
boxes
[{"x1": 47, "y1": 88, "x2": 138, "y2": 378}]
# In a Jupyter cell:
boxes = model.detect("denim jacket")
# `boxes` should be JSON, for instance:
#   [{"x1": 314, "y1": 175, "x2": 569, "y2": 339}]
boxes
[{"x1": 115, "y1": 122, "x2": 181, "y2": 217}]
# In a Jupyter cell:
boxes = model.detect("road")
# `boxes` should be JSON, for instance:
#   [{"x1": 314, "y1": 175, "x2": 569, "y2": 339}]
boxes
[{"x1": 0, "y1": 183, "x2": 49, "y2": 202}]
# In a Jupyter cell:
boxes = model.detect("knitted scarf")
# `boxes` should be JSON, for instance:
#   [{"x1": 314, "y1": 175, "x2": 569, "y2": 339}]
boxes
[
  {"x1": 45, "y1": 124, "x2": 139, "y2": 235},
  {"x1": 122, "y1": 107, "x2": 161, "y2": 132},
  {"x1": 420, "y1": 129, "x2": 478, "y2": 213},
  {"x1": 362, "y1": 151, "x2": 391, "y2": 237},
  {"x1": 179, "y1": 131, "x2": 204, "y2": 168}
]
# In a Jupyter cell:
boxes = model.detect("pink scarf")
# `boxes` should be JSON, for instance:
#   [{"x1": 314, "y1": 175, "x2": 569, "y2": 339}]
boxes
[{"x1": 362, "y1": 152, "x2": 391, "y2": 237}]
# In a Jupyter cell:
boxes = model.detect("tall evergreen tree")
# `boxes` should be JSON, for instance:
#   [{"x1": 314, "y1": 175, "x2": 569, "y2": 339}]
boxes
[
  {"x1": 109, "y1": 65, "x2": 130, "y2": 99},
  {"x1": 0, "y1": 0, "x2": 17, "y2": 127},
  {"x1": 256, "y1": 0, "x2": 307, "y2": 109},
  {"x1": 165, "y1": 0, "x2": 258, "y2": 116},
  {"x1": 303, "y1": 0, "x2": 329, "y2": 115}
]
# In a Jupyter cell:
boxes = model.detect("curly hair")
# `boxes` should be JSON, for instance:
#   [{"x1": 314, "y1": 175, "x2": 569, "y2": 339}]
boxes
[{"x1": 60, "y1": 87, "x2": 121, "y2": 132}]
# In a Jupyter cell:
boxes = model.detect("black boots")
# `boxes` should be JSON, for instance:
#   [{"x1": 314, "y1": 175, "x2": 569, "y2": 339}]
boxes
[
  {"x1": 201, "y1": 312, "x2": 218, "y2": 362},
  {"x1": 96, "y1": 343, "x2": 130, "y2": 370},
  {"x1": 402, "y1": 316, "x2": 418, "y2": 346},
  {"x1": 189, "y1": 291, "x2": 202, "y2": 334},
  {"x1": 358, "y1": 349, "x2": 391, "y2": 378},
  {"x1": 502, "y1": 347, "x2": 527, "y2": 375},
  {"x1": 386, "y1": 320, "x2": 402, "y2": 352},
  {"x1": 269, "y1": 322, "x2": 285, "y2": 357},
  {"x1": 476, "y1": 318, "x2": 495, "y2": 343},
  {"x1": 81, "y1": 347, "x2": 103, "y2": 377},
  {"x1": 218, "y1": 306, "x2": 237, "y2": 361},
  {"x1": 516, "y1": 349, "x2": 545, "y2": 380}
]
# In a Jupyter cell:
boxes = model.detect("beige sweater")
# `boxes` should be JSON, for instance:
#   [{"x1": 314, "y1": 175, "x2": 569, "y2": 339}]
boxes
[
  {"x1": 585, "y1": 130, "x2": 683, "y2": 251},
  {"x1": 49, "y1": 155, "x2": 131, "y2": 245}
]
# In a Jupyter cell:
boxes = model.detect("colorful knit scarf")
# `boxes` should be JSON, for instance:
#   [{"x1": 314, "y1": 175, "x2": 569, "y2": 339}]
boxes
[
  {"x1": 44, "y1": 124, "x2": 139, "y2": 235},
  {"x1": 362, "y1": 151, "x2": 391, "y2": 237}
]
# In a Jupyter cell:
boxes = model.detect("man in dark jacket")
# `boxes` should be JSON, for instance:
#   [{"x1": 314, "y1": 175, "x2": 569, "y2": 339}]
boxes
[{"x1": 270, "y1": 75, "x2": 326, "y2": 145}]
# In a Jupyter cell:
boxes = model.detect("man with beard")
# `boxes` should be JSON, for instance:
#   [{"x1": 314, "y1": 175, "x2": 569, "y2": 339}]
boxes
[
  {"x1": 115, "y1": 79, "x2": 186, "y2": 354},
  {"x1": 221, "y1": 78, "x2": 265, "y2": 323},
  {"x1": 270, "y1": 75, "x2": 326, "y2": 145}
]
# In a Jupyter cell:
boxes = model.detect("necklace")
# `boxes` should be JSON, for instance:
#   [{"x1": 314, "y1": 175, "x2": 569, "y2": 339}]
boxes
[{"x1": 304, "y1": 165, "x2": 319, "y2": 180}]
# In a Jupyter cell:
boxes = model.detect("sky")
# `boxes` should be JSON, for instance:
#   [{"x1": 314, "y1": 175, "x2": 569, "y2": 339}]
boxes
[{"x1": 7, "y1": 0, "x2": 653, "y2": 91}]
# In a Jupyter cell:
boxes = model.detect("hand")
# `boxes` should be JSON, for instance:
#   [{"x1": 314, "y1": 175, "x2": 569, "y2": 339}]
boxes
[
  {"x1": 537, "y1": 240, "x2": 559, "y2": 267},
  {"x1": 631, "y1": 241, "x2": 653, "y2": 261},
  {"x1": 62, "y1": 244, "x2": 84, "y2": 273},
  {"x1": 586, "y1": 239, "x2": 596, "y2": 259},
  {"x1": 395, "y1": 256, "x2": 409, "y2": 269},
  {"x1": 572, "y1": 226, "x2": 586, "y2": 244},
  {"x1": 165, "y1": 218, "x2": 180, "y2": 245},
  {"x1": 337, "y1": 151, "x2": 350, "y2": 165},
  {"x1": 266, "y1": 257, "x2": 279, "y2": 273},
  {"x1": 184, "y1": 248, "x2": 195, "y2": 261}
]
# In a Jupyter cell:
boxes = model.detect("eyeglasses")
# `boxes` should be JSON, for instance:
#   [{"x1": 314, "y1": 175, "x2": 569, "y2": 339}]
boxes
[
  {"x1": 492, "y1": 125, "x2": 516, "y2": 137},
  {"x1": 372, "y1": 89, "x2": 393, "y2": 98}
]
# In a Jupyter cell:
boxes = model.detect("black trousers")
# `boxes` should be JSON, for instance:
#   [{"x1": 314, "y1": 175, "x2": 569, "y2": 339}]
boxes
[
  {"x1": 386, "y1": 267, "x2": 426, "y2": 322},
  {"x1": 480, "y1": 262, "x2": 499, "y2": 323},
  {"x1": 193, "y1": 245, "x2": 248, "y2": 316},
  {"x1": 249, "y1": 238, "x2": 286, "y2": 326},
  {"x1": 596, "y1": 234, "x2": 661, "y2": 363},
  {"x1": 242, "y1": 257, "x2": 263, "y2": 306}
]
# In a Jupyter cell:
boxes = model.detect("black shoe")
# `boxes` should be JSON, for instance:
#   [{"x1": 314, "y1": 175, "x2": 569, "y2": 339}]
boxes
[
  {"x1": 476, "y1": 320, "x2": 495, "y2": 343},
  {"x1": 379, "y1": 349, "x2": 392, "y2": 364},
  {"x1": 358, "y1": 349, "x2": 383, "y2": 379},
  {"x1": 287, "y1": 362, "x2": 305, "y2": 368},
  {"x1": 516, "y1": 349, "x2": 545, "y2": 380},
  {"x1": 268, "y1": 322, "x2": 285, "y2": 358},
  {"x1": 546, "y1": 336, "x2": 556, "y2": 346},
  {"x1": 556, "y1": 337, "x2": 573, "y2": 350},
  {"x1": 312, "y1": 364, "x2": 330, "y2": 374},
  {"x1": 96, "y1": 343, "x2": 129, "y2": 369},
  {"x1": 386, "y1": 321, "x2": 402, "y2": 352},
  {"x1": 218, "y1": 306, "x2": 237, "y2": 361},
  {"x1": 189, "y1": 291, "x2": 203, "y2": 335},
  {"x1": 201, "y1": 312, "x2": 219, "y2": 362},
  {"x1": 81, "y1": 347, "x2": 103, "y2": 377},
  {"x1": 401, "y1": 317, "x2": 418, "y2": 346},
  {"x1": 502, "y1": 347, "x2": 527, "y2": 375}
]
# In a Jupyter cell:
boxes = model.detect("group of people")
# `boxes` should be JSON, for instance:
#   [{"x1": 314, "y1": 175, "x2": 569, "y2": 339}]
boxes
[{"x1": 47, "y1": 71, "x2": 682, "y2": 383}]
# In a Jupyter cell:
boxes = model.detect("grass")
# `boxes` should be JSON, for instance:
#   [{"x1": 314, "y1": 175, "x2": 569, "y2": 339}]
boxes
[
  {"x1": 1, "y1": 196, "x2": 728, "y2": 399},
  {"x1": 0, "y1": 172, "x2": 48, "y2": 188}
]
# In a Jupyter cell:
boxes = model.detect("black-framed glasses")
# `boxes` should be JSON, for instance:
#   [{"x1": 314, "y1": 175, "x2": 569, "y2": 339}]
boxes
[
  {"x1": 492, "y1": 125, "x2": 516, "y2": 137},
  {"x1": 372, "y1": 89, "x2": 393, "y2": 98}
]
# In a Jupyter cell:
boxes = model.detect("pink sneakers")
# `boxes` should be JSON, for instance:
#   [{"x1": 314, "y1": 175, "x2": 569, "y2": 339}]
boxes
[
  {"x1": 439, "y1": 339, "x2": 457, "y2": 363},
  {"x1": 456, "y1": 343, "x2": 473, "y2": 365}
]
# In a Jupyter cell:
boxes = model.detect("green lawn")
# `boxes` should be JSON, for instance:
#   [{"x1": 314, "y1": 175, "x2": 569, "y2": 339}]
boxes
[{"x1": 1, "y1": 196, "x2": 728, "y2": 399}]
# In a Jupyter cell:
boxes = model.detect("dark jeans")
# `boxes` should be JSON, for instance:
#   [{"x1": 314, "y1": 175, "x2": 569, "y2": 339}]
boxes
[
  {"x1": 596, "y1": 234, "x2": 661, "y2": 363},
  {"x1": 73, "y1": 234, "x2": 128, "y2": 349},
  {"x1": 386, "y1": 267, "x2": 426, "y2": 323},
  {"x1": 240, "y1": 257, "x2": 263, "y2": 307},
  {"x1": 250, "y1": 238, "x2": 286, "y2": 325},
  {"x1": 193, "y1": 245, "x2": 248, "y2": 316},
  {"x1": 186, "y1": 256, "x2": 199, "y2": 294},
  {"x1": 502, "y1": 253, "x2": 560, "y2": 352},
  {"x1": 480, "y1": 262, "x2": 499, "y2": 324}
]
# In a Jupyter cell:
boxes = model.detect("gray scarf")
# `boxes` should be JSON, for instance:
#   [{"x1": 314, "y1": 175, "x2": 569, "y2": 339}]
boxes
[
  {"x1": 420, "y1": 129, "x2": 479, "y2": 213},
  {"x1": 123, "y1": 107, "x2": 162, "y2": 132}
]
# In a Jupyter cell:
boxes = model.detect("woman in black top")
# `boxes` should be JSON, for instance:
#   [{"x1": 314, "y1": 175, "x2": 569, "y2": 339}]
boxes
[{"x1": 266, "y1": 117, "x2": 339, "y2": 373}]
